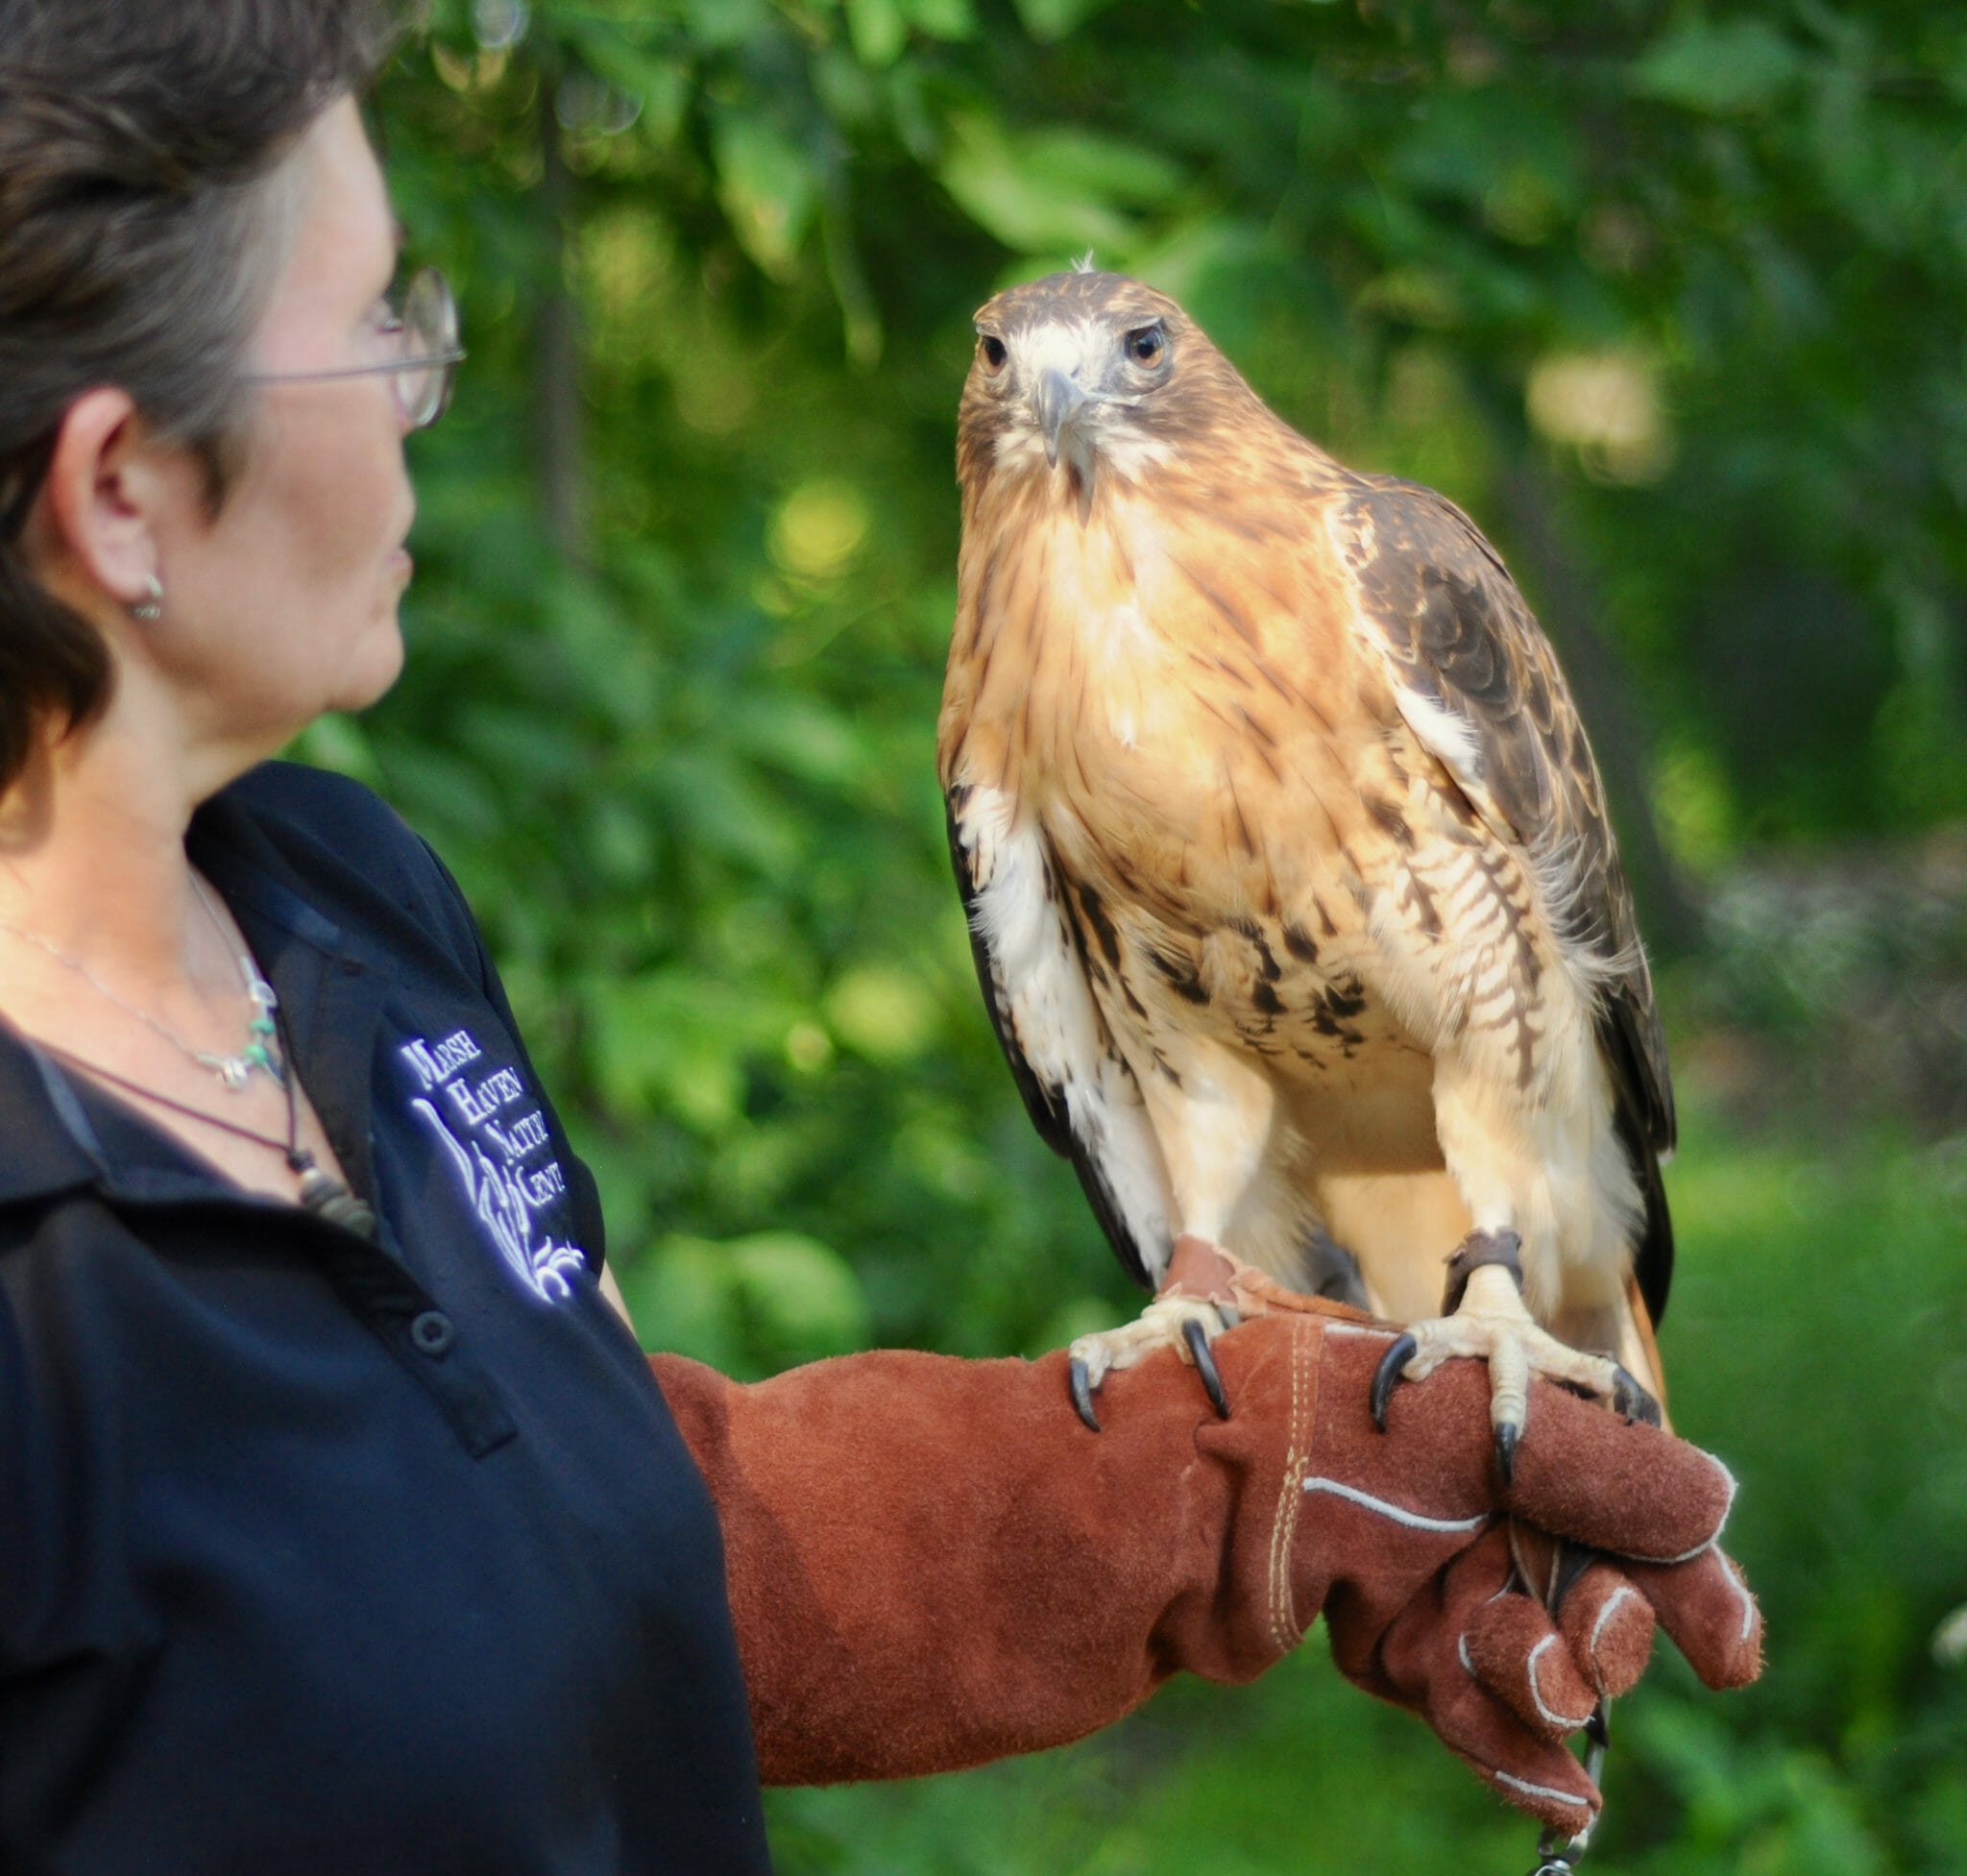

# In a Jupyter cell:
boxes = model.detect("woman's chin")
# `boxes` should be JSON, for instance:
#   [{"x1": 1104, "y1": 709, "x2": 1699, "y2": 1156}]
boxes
[{"x1": 328, "y1": 614, "x2": 407, "y2": 715}]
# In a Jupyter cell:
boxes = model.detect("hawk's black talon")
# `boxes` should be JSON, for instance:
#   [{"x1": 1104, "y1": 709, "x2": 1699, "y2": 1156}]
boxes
[
  {"x1": 1609, "y1": 1364, "x2": 1662, "y2": 1427},
  {"x1": 1371, "y1": 1332, "x2": 1419, "y2": 1431},
  {"x1": 1549, "y1": 1540, "x2": 1597, "y2": 1616},
  {"x1": 1069, "y1": 1356, "x2": 1102, "y2": 1432},
  {"x1": 1184, "y1": 1318, "x2": 1230, "y2": 1419},
  {"x1": 1493, "y1": 1419, "x2": 1519, "y2": 1488}
]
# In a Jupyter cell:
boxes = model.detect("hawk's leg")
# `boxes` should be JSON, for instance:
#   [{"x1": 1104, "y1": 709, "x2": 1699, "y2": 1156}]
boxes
[
  {"x1": 1369, "y1": 1230, "x2": 1660, "y2": 1482},
  {"x1": 1066, "y1": 1234, "x2": 1248, "y2": 1432}
]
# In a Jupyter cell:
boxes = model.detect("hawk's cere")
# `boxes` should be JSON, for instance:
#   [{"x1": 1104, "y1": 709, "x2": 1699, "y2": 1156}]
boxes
[{"x1": 939, "y1": 269, "x2": 1673, "y2": 1472}]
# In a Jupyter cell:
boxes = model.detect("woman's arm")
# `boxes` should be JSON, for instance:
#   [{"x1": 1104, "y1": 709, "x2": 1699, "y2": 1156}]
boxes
[{"x1": 652, "y1": 1309, "x2": 1759, "y2": 1834}]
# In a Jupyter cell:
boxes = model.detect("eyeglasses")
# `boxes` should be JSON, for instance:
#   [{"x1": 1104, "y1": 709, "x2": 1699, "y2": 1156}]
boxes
[
  {"x1": 0, "y1": 269, "x2": 466, "y2": 544},
  {"x1": 243, "y1": 266, "x2": 465, "y2": 431}
]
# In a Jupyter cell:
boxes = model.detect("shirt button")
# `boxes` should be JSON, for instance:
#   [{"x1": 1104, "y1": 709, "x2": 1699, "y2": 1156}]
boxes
[{"x1": 410, "y1": 1310, "x2": 455, "y2": 1357}]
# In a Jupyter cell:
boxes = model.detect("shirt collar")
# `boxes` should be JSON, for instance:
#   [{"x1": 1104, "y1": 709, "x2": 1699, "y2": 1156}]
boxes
[
  {"x1": 190, "y1": 791, "x2": 391, "y2": 1203},
  {"x1": 0, "y1": 1024, "x2": 106, "y2": 1206}
]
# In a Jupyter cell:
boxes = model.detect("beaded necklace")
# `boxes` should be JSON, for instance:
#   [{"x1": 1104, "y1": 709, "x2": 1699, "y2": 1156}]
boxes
[
  {"x1": 36, "y1": 1024, "x2": 377, "y2": 1238},
  {"x1": 0, "y1": 875, "x2": 375, "y2": 1235},
  {"x1": 0, "y1": 876, "x2": 280, "y2": 1092}
]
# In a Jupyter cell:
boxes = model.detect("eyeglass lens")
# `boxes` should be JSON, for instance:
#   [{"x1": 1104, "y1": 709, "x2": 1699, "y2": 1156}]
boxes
[{"x1": 396, "y1": 268, "x2": 459, "y2": 430}]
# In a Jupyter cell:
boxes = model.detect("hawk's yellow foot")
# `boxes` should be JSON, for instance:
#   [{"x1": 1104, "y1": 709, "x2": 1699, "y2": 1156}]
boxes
[
  {"x1": 1068, "y1": 1292, "x2": 1234, "y2": 1432},
  {"x1": 1371, "y1": 1231, "x2": 1660, "y2": 1483}
]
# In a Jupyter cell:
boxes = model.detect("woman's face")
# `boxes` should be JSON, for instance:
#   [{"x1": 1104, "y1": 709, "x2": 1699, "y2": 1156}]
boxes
[{"x1": 150, "y1": 96, "x2": 416, "y2": 753}]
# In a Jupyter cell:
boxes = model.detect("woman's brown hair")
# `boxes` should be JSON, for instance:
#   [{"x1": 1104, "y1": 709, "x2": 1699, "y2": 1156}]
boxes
[{"x1": 0, "y1": 0, "x2": 400, "y2": 791}]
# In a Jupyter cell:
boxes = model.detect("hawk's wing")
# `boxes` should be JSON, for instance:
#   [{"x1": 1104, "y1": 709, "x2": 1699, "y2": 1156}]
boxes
[
  {"x1": 1336, "y1": 476, "x2": 1675, "y2": 1324},
  {"x1": 945, "y1": 784, "x2": 1175, "y2": 1292}
]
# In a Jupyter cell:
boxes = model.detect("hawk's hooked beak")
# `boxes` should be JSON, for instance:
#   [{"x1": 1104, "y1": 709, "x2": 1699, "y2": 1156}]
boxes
[{"x1": 1033, "y1": 368, "x2": 1092, "y2": 468}]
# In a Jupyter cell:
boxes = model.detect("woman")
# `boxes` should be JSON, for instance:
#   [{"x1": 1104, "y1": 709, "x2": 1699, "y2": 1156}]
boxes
[{"x1": 0, "y1": 3, "x2": 1758, "y2": 1869}]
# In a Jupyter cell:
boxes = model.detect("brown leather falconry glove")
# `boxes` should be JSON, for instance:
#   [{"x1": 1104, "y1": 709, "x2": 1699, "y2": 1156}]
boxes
[{"x1": 653, "y1": 1306, "x2": 1760, "y2": 1839}]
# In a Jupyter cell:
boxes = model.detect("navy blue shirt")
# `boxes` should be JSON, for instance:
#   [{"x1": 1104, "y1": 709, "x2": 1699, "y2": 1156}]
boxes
[{"x1": 0, "y1": 765, "x2": 772, "y2": 1874}]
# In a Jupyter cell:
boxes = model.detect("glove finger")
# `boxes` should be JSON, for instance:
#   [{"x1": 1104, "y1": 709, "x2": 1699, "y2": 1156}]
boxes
[
  {"x1": 1555, "y1": 1562, "x2": 1657, "y2": 1700},
  {"x1": 1350, "y1": 1523, "x2": 1514, "y2": 1697},
  {"x1": 1506, "y1": 1387, "x2": 1737, "y2": 1562},
  {"x1": 1498, "y1": 1527, "x2": 1659, "y2": 1703},
  {"x1": 1376, "y1": 1534, "x2": 1600, "y2": 1836},
  {"x1": 1421, "y1": 1636, "x2": 1602, "y2": 1836},
  {"x1": 1623, "y1": 1547, "x2": 1762, "y2": 1690},
  {"x1": 1463, "y1": 1594, "x2": 1599, "y2": 1741}
]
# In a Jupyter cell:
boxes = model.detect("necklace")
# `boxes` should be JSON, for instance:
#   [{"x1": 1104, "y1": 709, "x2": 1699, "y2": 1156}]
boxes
[
  {"x1": 0, "y1": 875, "x2": 282, "y2": 1093},
  {"x1": 37, "y1": 1024, "x2": 378, "y2": 1239}
]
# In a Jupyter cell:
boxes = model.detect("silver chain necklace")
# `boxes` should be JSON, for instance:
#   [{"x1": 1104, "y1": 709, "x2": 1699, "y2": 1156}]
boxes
[{"x1": 0, "y1": 875, "x2": 284, "y2": 1093}]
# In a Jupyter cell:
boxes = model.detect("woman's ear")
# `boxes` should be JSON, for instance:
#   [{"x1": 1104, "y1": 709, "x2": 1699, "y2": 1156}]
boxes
[{"x1": 26, "y1": 386, "x2": 168, "y2": 615}]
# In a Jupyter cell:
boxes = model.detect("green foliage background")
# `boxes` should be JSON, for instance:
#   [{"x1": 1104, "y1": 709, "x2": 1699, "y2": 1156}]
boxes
[{"x1": 324, "y1": 1, "x2": 1967, "y2": 1865}]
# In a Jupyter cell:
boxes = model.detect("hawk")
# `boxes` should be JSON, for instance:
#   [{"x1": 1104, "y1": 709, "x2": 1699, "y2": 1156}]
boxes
[{"x1": 939, "y1": 269, "x2": 1671, "y2": 1474}]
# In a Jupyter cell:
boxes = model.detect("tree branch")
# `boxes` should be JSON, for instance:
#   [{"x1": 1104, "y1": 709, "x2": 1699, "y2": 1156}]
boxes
[{"x1": 536, "y1": 80, "x2": 586, "y2": 562}]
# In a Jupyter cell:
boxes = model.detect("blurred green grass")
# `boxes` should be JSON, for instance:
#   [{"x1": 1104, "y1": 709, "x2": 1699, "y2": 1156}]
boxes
[{"x1": 761, "y1": 1108, "x2": 1967, "y2": 1875}]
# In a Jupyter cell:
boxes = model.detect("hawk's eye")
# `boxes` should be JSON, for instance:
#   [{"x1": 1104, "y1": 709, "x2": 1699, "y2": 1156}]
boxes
[
  {"x1": 978, "y1": 333, "x2": 1008, "y2": 373},
  {"x1": 1126, "y1": 324, "x2": 1166, "y2": 368}
]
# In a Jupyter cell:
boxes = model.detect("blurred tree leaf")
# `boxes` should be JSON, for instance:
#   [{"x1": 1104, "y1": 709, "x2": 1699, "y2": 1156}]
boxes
[
  {"x1": 630, "y1": 1229, "x2": 872, "y2": 1374},
  {"x1": 586, "y1": 970, "x2": 806, "y2": 1130},
  {"x1": 565, "y1": 22, "x2": 692, "y2": 145},
  {"x1": 1632, "y1": 15, "x2": 1803, "y2": 117},
  {"x1": 1009, "y1": 0, "x2": 1113, "y2": 46},
  {"x1": 715, "y1": 112, "x2": 817, "y2": 279},
  {"x1": 905, "y1": 0, "x2": 975, "y2": 44},
  {"x1": 845, "y1": 0, "x2": 907, "y2": 70},
  {"x1": 938, "y1": 111, "x2": 1169, "y2": 257}
]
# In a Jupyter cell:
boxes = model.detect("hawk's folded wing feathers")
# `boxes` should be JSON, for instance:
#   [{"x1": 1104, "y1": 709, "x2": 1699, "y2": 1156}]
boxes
[
  {"x1": 947, "y1": 788, "x2": 1174, "y2": 1292},
  {"x1": 1338, "y1": 477, "x2": 1675, "y2": 1324}
]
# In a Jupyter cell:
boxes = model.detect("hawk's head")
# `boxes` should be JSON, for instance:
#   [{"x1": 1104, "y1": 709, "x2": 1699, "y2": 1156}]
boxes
[{"x1": 958, "y1": 269, "x2": 1262, "y2": 518}]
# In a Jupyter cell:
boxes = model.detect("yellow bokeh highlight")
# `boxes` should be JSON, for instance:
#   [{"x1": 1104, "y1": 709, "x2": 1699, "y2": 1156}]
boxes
[
  {"x1": 1526, "y1": 351, "x2": 1673, "y2": 484},
  {"x1": 770, "y1": 479, "x2": 871, "y2": 582}
]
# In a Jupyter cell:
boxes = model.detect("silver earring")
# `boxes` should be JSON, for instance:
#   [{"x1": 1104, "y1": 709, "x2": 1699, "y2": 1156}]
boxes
[{"x1": 130, "y1": 574, "x2": 162, "y2": 621}]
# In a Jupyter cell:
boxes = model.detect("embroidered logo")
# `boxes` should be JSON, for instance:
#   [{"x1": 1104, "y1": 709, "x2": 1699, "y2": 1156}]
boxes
[{"x1": 400, "y1": 1029, "x2": 586, "y2": 1304}]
